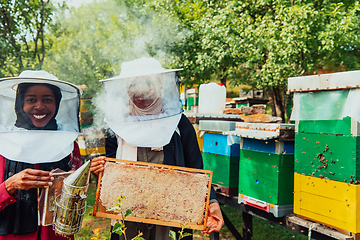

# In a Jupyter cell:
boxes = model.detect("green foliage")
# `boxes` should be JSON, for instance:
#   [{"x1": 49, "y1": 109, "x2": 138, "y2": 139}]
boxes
[
  {"x1": 43, "y1": 0, "x2": 181, "y2": 96},
  {"x1": 0, "y1": 0, "x2": 55, "y2": 77},
  {"x1": 161, "y1": 0, "x2": 360, "y2": 88},
  {"x1": 43, "y1": 1, "x2": 119, "y2": 94},
  {"x1": 169, "y1": 223, "x2": 192, "y2": 240},
  {"x1": 91, "y1": 228, "x2": 108, "y2": 240},
  {"x1": 151, "y1": 0, "x2": 360, "y2": 119},
  {"x1": 108, "y1": 196, "x2": 145, "y2": 240}
]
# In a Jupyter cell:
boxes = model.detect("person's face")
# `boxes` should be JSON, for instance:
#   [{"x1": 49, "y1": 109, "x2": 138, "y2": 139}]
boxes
[
  {"x1": 23, "y1": 85, "x2": 56, "y2": 127},
  {"x1": 128, "y1": 79, "x2": 158, "y2": 109}
]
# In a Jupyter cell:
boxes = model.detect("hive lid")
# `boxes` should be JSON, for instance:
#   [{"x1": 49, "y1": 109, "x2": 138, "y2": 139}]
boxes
[
  {"x1": 288, "y1": 70, "x2": 360, "y2": 93},
  {"x1": 199, "y1": 120, "x2": 236, "y2": 132},
  {"x1": 223, "y1": 122, "x2": 295, "y2": 141}
]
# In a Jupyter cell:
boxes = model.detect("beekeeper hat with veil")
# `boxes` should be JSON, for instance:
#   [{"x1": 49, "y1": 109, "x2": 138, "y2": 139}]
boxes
[
  {"x1": 0, "y1": 70, "x2": 82, "y2": 163},
  {"x1": 100, "y1": 57, "x2": 183, "y2": 149}
]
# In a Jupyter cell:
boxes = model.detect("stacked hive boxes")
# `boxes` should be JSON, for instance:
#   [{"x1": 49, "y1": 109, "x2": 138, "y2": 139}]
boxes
[
  {"x1": 200, "y1": 120, "x2": 240, "y2": 196},
  {"x1": 234, "y1": 122, "x2": 295, "y2": 217},
  {"x1": 78, "y1": 127, "x2": 106, "y2": 158},
  {"x1": 289, "y1": 70, "x2": 360, "y2": 233},
  {"x1": 79, "y1": 97, "x2": 93, "y2": 128}
]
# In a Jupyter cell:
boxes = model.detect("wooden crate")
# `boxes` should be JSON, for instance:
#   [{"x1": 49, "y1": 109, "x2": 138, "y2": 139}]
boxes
[
  {"x1": 294, "y1": 132, "x2": 360, "y2": 182},
  {"x1": 202, "y1": 133, "x2": 240, "y2": 157},
  {"x1": 238, "y1": 149, "x2": 294, "y2": 206},
  {"x1": 297, "y1": 117, "x2": 360, "y2": 136},
  {"x1": 202, "y1": 152, "x2": 239, "y2": 194},
  {"x1": 294, "y1": 173, "x2": 360, "y2": 233},
  {"x1": 93, "y1": 158, "x2": 212, "y2": 230}
]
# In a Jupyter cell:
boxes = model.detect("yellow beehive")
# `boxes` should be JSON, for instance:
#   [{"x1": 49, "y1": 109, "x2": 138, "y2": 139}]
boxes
[
  {"x1": 294, "y1": 173, "x2": 360, "y2": 233},
  {"x1": 193, "y1": 124, "x2": 203, "y2": 152},
  {"x1": 80, "y1": 97, "x2": 91, "y2": 113},
  {"x1": 77, "y1": 135, "x2": 105, "y2": 157}
]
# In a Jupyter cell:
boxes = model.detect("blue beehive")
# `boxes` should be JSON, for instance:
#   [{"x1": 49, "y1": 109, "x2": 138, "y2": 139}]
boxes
[
  {"x1": 199, "y1": 120, "x2": 241, "y2": 196},
  {"x1": 202, "y1": 133, "x2": 240, "y2": 156}
]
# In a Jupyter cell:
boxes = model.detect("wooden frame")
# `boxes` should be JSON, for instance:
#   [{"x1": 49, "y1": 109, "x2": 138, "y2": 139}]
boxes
[{"x1": 93, "y1": 158, "x2": 213, "y2": 230}]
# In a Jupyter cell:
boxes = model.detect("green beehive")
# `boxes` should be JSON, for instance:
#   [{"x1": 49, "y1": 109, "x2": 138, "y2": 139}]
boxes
[
  {"x1": 298, "y1": 117, "x2": 358, "y2": 136},
  {"x1": 239, "y1": 149, "x2": 294, "y2": 206},
  {"x1": 226, "y1": 123, "x2": 295, "y2": 217},
  {"x1": 294, "y1": 132, "x2": 360, "y2": 183},
  {"x1": 202, "y1": 152, "x2": 239, "y2": 190},
  {"x1": 289, "y1": 70, "x2": 360, "y2": 231},
  {"x1": 289, "y1": 71, "x2": 360, "y2": 183}
]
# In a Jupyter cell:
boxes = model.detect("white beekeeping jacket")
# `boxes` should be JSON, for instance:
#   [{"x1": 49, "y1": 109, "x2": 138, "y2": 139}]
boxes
[{"x1": 0, "y1": 70, "x2": 82, "y2": 163}]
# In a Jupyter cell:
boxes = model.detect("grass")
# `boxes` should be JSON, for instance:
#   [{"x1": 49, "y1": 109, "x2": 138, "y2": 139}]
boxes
[{"x1": 75, "y1": 178, "x2": 308, "y2": 240}]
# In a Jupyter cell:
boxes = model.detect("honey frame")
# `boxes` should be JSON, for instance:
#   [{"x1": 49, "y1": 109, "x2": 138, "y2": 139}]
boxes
[{"x1": 92, "y1": 158, "x2": 213, "y2": 230}]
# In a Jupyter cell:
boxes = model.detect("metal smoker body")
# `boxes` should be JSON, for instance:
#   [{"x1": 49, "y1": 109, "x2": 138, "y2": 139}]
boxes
[{"x1": 53, "y1": 160, "x2": 91, "y2": 235}]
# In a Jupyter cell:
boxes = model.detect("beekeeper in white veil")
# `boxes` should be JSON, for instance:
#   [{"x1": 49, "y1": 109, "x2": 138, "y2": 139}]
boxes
[
  {"x1": 90, "y1": 57, "x2": 224, "y2": 240},
  {"x1": 0, "y1": 70, "x2": 82, "y2": 239}
]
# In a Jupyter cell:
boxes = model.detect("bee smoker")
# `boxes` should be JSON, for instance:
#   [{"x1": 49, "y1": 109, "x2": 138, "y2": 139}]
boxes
[{"x1": 53, "y1": 160, "x2": 91, "y2": 235}]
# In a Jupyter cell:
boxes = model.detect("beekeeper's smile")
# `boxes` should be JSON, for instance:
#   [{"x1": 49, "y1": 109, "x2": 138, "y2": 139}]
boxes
[{"x1": 23, "y1": 84, "x2": 56, "y2": 127}]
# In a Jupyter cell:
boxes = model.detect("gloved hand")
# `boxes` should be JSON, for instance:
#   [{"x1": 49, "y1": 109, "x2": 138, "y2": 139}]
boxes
[{"x1": 202, "y1": 202, "x2": 224, "y2": 234}]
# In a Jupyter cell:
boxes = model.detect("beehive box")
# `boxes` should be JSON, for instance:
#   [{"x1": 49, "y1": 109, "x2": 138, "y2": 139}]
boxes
[
  {"x1": 289, "y1": 70, "x2": 360, "y2": 232},
  {"x1": 93, "y1": 158, "x2": 212, "y2": 230},
  {"x1": 297, "y1": 117, "x2": 360, "y2": 136},
  {"x1": 199, "y1": 120, "x2": 236, "y2": 132},
  {"x1": 226, "y1": 123, "x2": 295, "y2": 217},
  {"x1": 295, "y1": 132, "x2": 360, "y2": 183},
  {"x1": 192, "y1": 123, "x2": 203, "y2": 152},
  {"x1": 294, "y1": 173, "x2": 360, "y2": 233},
  {"x1": 242, "y1": 138, "x2": 294, "y2": 154},
  {"x1": 235, "y1": 122, "x2": 295, "y2": 141},
  {"x1": 199, "y1": 121, "x2": 241, "y2": 196},
  {"x1": 239, "y1": 149, "x2": 294, "y2": 206},
  {"x1": 78, "y1": 127, "x2": 105, "y2": 157},
  {"x1": 202, "y1": 152, "x2": 239, "y2": 196},
  {"x1": 202, "y1": 133, "x2": 240, "y2": 157},
  {"x1": 289, "y1": 71, "x2": 360, "y2": 134}
]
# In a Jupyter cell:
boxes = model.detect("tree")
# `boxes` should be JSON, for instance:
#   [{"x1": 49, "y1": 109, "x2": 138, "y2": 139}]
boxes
[
  {"x1": 156, "y1": 0, "x2": 360, "y2": 122},
  {"x1": 43, "y1": 0, "x2": 180, "y2": 95},
  {"x1": 0, "y1": 0, "x2": 54, "y2": 77}
]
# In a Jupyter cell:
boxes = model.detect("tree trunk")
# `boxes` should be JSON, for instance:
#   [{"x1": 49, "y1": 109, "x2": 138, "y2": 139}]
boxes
[
  {"x1": 220, "y1": 67, "x2": 228, "y2": 87},
  {"x1": 268, "y1": 87, "x2": 285, "y2": 123},
  {"x1": 220, "y1": 74, "x2": 227, "y2": 87},
  {"x1": 284, "y1": 92, "x2": 293, "y2": 123},
  {"x1": 267, "y1": 89, "x2": 276, "y2": 116}
]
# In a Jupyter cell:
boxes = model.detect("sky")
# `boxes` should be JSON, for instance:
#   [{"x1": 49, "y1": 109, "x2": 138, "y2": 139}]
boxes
[{"x1": 52, "y1": 0, "x2": 95, "y2": 8}]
